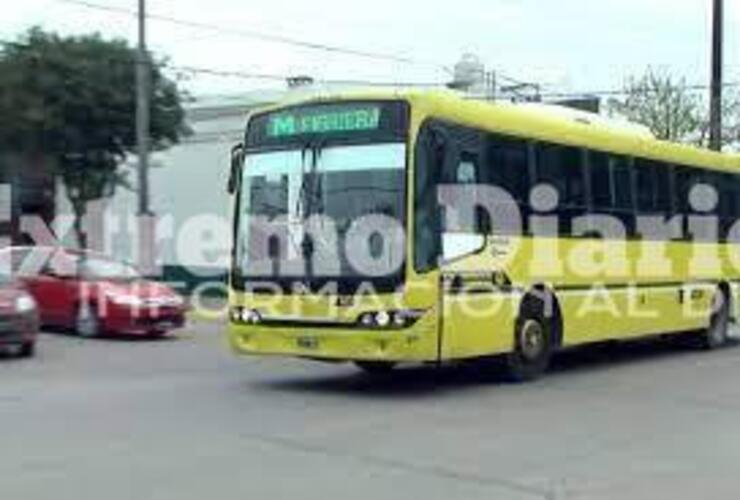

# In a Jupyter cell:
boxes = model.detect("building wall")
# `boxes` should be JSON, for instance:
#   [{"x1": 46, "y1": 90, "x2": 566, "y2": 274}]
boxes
[
  {"x1": 54, "y1": 108, "x2": 253, "y2": 293},
  {"x1": 0, "y1": 153, "x2": 56, "y2": 246}
]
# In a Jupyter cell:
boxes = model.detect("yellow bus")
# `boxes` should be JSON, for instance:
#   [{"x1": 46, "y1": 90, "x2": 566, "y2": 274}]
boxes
[{"x1": 227, "y1": 89, "x2": 740, "y2": 381}]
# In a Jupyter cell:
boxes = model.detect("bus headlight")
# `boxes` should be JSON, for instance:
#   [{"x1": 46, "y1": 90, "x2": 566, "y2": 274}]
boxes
[
  {"x1": 359, "y1": 313, "x2": 376, "y2": 327},
  {"x1": 357, "y1": 310, "x2": 425, "y2": 330},
  {"x1": 374, "y1": 311, "x2": 391, "y2": 328},
  {"x1": 241, "y1": 308, "x2": 262, "y2": 324},
  {"x1": 392, "y1": 312, "x2": 410, "y2": 328},
  {"x1": 230, "y1": 307, "x2": 262, "y2": 325}
]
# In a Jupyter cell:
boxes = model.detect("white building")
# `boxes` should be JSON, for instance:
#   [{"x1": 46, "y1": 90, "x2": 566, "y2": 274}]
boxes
[{"x1": 55, "y1": 90, "x2": 285, "y2": 291}]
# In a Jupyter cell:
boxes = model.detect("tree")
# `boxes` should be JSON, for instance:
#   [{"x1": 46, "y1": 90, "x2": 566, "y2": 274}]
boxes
[
  {"x1": 0, "y1": 27, "x2": 189, "y2": 247},
  {"x1": 698, "y1": 88, "x2": 740, "y2": 149},
  {"x1": 608, "y1": 68, "x2": 739, "y2": 150}
]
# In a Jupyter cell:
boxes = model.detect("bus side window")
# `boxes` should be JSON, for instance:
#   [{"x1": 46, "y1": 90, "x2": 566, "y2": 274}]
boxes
[
  {"x1": 486, "y1": 135, "x2": 529, "y2": 205},
  {"x1": 655, "y1": 165, "x2": 673, "y2": 216},
  {"x1": 588, "y1": 151, "x2": 611, "y2": 211},
  {"x1": 720, "y1": 173, "x2": 736, "y2": 239},
  {"x1": 438, "y1": 127, "x2": 483, "y2": 234},
  {"x1": 484, "y1": 134, "x2": 530, "y2": 235},
  {"x1": 635, "y1": 159, "x2": 658, "y2": 214},
  {"x1": 611, "y1": 156, "x2": 635, "y2": 237},
  {"x1": 675, "y1": 166, "x2": 692, "y2": 217},
  {"x1": 731, "y1": 175, "x2": 740, "y2": 239},
  {"x1": 534, "y1": 143, "x2": 587, "y2": 235},
  {"x1": 413, "y1": 123, "x2": 445, "y2": 273}
]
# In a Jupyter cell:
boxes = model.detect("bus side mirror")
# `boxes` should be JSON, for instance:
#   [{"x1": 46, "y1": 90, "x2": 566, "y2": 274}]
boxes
[{"x1": 228, "y1": 143, "x2": 244, "y2": 194}]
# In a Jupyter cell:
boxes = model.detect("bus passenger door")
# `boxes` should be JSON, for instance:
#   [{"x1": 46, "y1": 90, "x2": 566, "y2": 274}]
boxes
[
  {"x1": 417, "y1": 120, "x2": 516, "y2": 361},
  {"x1": 439, "y1": 256, "x2": 518, "y2": 360}
]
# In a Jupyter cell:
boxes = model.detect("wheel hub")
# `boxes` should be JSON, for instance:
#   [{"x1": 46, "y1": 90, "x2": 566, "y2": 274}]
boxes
[{"x1": 520, "y1": 319, "x2": 545, "y2": 360}]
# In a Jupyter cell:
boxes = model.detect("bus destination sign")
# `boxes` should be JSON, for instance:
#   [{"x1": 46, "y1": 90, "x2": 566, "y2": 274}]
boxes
[{"x1": 267, "y1": 105, "x2": 381, "y2": 138}]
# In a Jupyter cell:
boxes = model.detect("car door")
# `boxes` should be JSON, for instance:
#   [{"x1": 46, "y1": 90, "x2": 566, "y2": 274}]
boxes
[
  {"x1": 25, "y1": 251, "x2": 80, "y2": 327},
  {"x1": 4, "y1": 248, "x2": 54, "y2": 325}
]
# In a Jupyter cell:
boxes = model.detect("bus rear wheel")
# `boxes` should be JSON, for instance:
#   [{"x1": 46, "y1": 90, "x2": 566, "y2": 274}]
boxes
[
  {"x1": 701, "y1": 289, "x2": 730, "y2": 350},
  {"x1": 505, "y1": 302, "x2": 553, "y2": 382}
]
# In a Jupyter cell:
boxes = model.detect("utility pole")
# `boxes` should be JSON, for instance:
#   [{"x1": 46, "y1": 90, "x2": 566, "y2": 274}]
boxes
[
  {"x1": 136, "y1": 0, "x2": 156, "y2": 275},
  {"x1": 136, "y1": 0, "x2": 150, "y2": 215},
  {"x1": 709, "y1": 0, "x2": 724, "y2": 151}
]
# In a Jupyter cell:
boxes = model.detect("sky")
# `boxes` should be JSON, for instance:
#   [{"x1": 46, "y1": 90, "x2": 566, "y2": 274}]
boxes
[{"x1": 1, "y1": 0, "x2": 738, "y2": 98}]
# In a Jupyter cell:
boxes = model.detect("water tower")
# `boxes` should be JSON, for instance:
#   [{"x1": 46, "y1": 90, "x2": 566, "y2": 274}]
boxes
[{"x1": 448, "y1": 53, "x2": 486, "y2": 94}]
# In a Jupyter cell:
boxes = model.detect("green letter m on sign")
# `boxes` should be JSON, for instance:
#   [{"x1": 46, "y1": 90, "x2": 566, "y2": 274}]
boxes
[{"x1": 269, "y1": 114, "x2": 297, "y2": 138}]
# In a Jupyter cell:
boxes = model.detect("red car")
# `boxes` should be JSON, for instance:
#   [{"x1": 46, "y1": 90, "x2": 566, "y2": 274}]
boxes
[
  {"x1": 0, "y1": 247, "x2": 187, "y2": 338},
  {"x1": 0, "y1": 276, "x2": 39, "y2": 357}
]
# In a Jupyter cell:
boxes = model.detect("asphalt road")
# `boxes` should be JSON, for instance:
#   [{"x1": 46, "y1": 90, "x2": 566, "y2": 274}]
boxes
[{"x1": 2, "y1": 321, "x2": 740, "y2": 500}]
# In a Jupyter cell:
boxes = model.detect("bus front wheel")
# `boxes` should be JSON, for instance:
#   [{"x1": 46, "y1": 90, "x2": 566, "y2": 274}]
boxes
[{"x1": 505, "y1": 302, "x2": 553, "y2": 382}]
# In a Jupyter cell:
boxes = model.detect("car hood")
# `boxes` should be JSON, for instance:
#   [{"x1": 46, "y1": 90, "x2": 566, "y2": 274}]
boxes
[{"x1": 99, "y1": 280, "x2": 183, "y2": 302}]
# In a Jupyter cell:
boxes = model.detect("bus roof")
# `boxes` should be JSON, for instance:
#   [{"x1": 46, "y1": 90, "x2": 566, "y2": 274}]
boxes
[{"x1": 246, "y1": 88, "x2": 740, "y2": 174}]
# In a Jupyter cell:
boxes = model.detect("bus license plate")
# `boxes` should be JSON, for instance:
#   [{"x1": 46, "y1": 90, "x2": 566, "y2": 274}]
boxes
[{"x1": 297, "y1": 336, "x2": 319, "y2": 350}]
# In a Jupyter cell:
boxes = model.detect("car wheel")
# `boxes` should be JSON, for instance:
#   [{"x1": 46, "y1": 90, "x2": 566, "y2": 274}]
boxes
[
  {"x1": 505, "y1": 301, "x2": 553, "y2": 382},
  {"x1": 355, "y1": 361, "x2": 397, "y2": 375},
  {"x1": 702, "y1": 289, "x2": 730, "y2": 350},
  {"x1": 76, "y1": 302, "x2": 101, "y2": 338}
]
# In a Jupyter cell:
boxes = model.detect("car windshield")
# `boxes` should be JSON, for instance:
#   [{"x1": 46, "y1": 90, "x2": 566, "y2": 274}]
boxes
[
  {"x1": 76, "y1": 256, "x2": 140, "y2": 280},
  {"x1": 237, "y1": 143, "x2": 406, "y2": 287}
]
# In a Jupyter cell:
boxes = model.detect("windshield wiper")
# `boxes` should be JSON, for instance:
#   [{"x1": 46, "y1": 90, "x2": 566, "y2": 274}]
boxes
[
  {"x1": 296, "y1": 140, "x2": 328, "y2": 277},
  {"x1": 283, "y1": 143, "x2": 313, "y2": 264},
  {"x1": 295, "y1": 140, "x2": 324, "y2": 220}
]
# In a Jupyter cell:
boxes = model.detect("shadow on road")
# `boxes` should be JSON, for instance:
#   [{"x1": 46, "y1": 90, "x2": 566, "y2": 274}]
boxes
[
  {"x1": 39, "y1": 326, "x2": 183, "y2": 343},
  {"x1": 249, "y1": 335, "x2": 740, "y2": 399}
]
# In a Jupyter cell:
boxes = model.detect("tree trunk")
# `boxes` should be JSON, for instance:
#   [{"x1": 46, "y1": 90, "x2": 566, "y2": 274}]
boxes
[{"x1": 71, "y1": 201, "x2": 87, "y2": 250}]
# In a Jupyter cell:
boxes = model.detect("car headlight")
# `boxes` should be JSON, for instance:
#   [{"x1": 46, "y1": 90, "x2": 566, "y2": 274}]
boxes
[
  {"x1": 168, "y1": 295, "x2": 186, "y2": 307},
  {"x1": 15, "y1": 295, "x2": 37, "y2": 313},
  {"x1": 109, "y1": 294, "x2": 145, "y2": 307}
]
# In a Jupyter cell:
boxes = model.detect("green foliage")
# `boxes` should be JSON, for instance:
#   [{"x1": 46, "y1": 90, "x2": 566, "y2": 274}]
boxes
[
  {"x1": 0, "y1": 27, "x2": 189, "y2": 245},
  {"x1": 608, "y1": 68, "x2": 739, "y2": 149},
  {"x1": 607, "y1": 69, "x2": 703, "y2": 142}
]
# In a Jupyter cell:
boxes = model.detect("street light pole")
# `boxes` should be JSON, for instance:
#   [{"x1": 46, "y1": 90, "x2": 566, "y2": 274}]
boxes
[{"x1": 709, "y1": 0, "x2": 724, "y2": 151}]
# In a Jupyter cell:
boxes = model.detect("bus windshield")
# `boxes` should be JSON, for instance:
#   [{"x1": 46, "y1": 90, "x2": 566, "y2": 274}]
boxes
[
  {"x1": 236, "y1": 142, "x2": 407, "y2": 292},
  {"x1": 234, "y1": 101, "x2": 409, "y2": 293}
]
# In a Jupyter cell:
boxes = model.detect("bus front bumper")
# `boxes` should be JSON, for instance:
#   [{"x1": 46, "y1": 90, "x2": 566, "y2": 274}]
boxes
[{"x1": 228, "y1": 322, "x2": 439, "y2": 363}]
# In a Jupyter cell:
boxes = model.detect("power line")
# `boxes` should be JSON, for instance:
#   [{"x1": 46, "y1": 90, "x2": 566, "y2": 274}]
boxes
[
  {"x1": 54, "y1": 0, "x2": 443, "y2": 68},
  {"x1": 541, "y1": 82, "x2": 740, "y2": 99},
  {"x1": 0, "y1": 37, "x2": 445, "y2": 87},
  {"x1": 52, "y1": 0, "x2": 537, "y2": 89},
  {"x1": 170, "y1": 64, "x2": 445, "y2": 87},
  {"x1": 7, "y1": 34, "x2": 736, "y2": 98},
  {"x1": 30, "y1": 0, "x2": 543, "y2": 93}
]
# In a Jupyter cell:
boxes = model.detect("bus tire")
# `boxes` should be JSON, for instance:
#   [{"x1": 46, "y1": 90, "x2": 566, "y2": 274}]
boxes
[
  {"x1": 701, "y1": 288, "x2": 730, "y2": 350},
  {"x1": 505, "y1": 299, "x2": 553, "y2": 382},
  {"x1": 355, "y1": 361, "x2": 397, "y2": 375}
]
